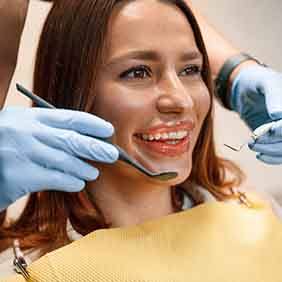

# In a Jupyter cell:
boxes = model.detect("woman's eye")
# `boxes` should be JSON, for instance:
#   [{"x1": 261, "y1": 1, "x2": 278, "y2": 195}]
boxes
[
  {"x1": 179, "y1": 65, "x2": 201, "y2": 77},
  {"x1": 120, "y1": 66, "x2": 151, "y2": 80}
]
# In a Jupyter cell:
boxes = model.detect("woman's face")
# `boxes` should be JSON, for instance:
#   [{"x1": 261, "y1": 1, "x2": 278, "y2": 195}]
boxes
[{"x1": 93, "y1": 0, "x2": 210, "y2": 186}]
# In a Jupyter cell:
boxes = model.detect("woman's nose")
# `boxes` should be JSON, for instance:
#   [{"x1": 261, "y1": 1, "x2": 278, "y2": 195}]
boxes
[{"x1": 156, "y1": 74, "x2": 194, "y2": 114}]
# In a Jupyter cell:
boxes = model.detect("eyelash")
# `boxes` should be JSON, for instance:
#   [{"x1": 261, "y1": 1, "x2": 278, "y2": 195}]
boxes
[
  {"x1": 119, "y1": 65, "x2": 151, "y2": 80},
  {"x1": 179, "y1": 65, "x2": 202, "y2": 77},
  {"x1": 119, "y1": 65, "x2": 202, "y2": 80}
]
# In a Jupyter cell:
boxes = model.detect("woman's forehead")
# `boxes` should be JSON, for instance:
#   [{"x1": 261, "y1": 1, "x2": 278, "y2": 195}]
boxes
[{"x1": 105, "y1": 0, "x2": 199, "y2": 60}]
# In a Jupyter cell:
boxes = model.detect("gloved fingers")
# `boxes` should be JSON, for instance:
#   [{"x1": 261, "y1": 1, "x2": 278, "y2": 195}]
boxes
[
  {"x1": 252, "y1": 120, "x2": 282, "y2": 144},
  {"x1": 33, "y1": 108, "x2": 114, "y2": 138},
  {"x1": 269, "y1": 111, "x2": 282, "y2": 121},
  {"x1": 268, "y1": 119, "x2": 282, "y2": 137},
  {"x1": 34, "y1": 125, "x2": 119, "y2": 163},
  {"x1": 2, "y1": 106, "x2": 26, "y2": 114},
  {"x1": 261, "y1": 72, "x2": 282, "y2": 120},
  {"x1": 256, "y1": 153, "x2": 282, "y2": 165},
  {"x1": 29, "y1": 163, "x2": 86, "y2": 193},
  {"x1": 248, "y1": 142, "x2": 282, "y2": 157},
  {"x1": 29, "y1": 141, "x2": 99, "y2": 181},
  {"x1": 231, "y1": 64, "x2": 282, "y2": 129}
]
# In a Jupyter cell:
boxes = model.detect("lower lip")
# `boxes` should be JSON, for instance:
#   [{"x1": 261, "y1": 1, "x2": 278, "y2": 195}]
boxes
[{"x1": 134, "y1": 136, "x2": 190, "y2": 157}]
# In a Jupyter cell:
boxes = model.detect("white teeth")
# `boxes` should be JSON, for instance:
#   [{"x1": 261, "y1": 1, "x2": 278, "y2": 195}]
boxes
[
  {"x1": 142, "y1": 134, "x2": 149, "y2": 140},
  {"x1": 148, "y1": 134, "x2": 154, "y2": 141},
  {"x1": 176, "y1": 132, "x2": 182, "y2": 139},
  {"x1": 155, "y1": 133, "x2": 161, "y2": 140},
  {"x1": 168, "y1": 132, "x2": 177, "y2": 139},
  {"x1": 179, "y1": 131, "x2": 188, "y2": 139},
  {"x1": 140, "y1": 130, "x2": 189, "y2": 141},
  {"x1": 161, "y1": 133, "x2": 169, "y2": 140}
]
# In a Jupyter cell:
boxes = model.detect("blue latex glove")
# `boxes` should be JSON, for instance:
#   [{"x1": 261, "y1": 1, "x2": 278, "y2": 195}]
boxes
[
  {"x1": 231, "y1": 65, "x2": 282, "y2": 130},
  {"x1": 0, "y1": 107, "x2": 119, "y2": 211},
  {"x1": 231, "y1": 65, "x2": 282, "y2": 164},
  {"x1": 248, "y1": 120, "x2": 282, "y2": 165}
]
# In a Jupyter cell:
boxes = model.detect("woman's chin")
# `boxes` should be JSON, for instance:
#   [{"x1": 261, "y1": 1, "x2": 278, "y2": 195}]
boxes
[{"x1": 132, "y1": 151, "x2": 192, "y2": 186}]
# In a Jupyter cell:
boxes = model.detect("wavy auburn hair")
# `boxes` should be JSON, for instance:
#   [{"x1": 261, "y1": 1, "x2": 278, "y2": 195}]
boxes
[{"x1": 0, "y1": 0, "x2": 243, "y2": 255}]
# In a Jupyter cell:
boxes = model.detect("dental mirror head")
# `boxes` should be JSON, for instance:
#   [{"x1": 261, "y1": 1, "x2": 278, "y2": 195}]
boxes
[{"x1": 153, "y1": 172, "x2": 178, "y2": 181}]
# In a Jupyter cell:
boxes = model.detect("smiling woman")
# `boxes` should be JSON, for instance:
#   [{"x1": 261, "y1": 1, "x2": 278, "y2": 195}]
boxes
[
  {"x1": 0, "y1": 0, "x2": 249, "y2": 278},
  {"x1": 88, "y1": 0, "x2": 215, "y2": 226}
]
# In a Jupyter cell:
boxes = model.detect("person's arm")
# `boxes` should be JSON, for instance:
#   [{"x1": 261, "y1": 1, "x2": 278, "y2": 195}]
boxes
[
  {"x1": 186, "y1": 0, "x2": 260, "y2": 97},
  {"x1": 0, "y1": 0, "x2": 30, "y2": 108},
  {"x1": 187, "y1": 0, "x2": 282, "y2": 167},
  {"x1": 185, "y1": 0, "x2": 243, "y2": 77}
]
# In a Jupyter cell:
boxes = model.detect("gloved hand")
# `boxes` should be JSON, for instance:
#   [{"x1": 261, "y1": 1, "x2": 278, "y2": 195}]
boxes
[
  {"x1": 231, "y1": 64, "x2": 282, "y2": 130},
  {"x1": 231, "y1": 64, "x2": 282, "y2": 165},
  {"x1": 0, "y1": 107, "x2": 119, "y2": 211},
  {"x1": 248, "y1": 120, "x2": 282, "y2": 165}
]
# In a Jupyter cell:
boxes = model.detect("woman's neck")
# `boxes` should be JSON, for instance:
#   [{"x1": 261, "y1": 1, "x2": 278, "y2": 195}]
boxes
[{"x1": 86, "y1": 169, "x2": 175, "y2": 228}]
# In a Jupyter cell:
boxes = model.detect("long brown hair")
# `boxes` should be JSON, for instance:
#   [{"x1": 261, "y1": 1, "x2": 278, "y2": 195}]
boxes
[{"x1": 0, "y1": 0, "x2": 243, "y2": 256}]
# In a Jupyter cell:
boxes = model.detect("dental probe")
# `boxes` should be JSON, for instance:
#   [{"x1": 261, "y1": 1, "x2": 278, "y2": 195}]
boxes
[
  {"x1": 16, "y1": 83, "x2": 178, "y2": 181},
  {"x1": 224, "y1": 121, "x2": 277, "y2": 152}
]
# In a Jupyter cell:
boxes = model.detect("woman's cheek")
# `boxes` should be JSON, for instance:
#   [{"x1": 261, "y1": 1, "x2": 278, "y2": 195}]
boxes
[
  {"x1": 94, "y1": 81, "x2": 155, "y2": 138},
  {"x1": 194, "y1": 84, "x2": 211, "y2": 122},
  {"x1": 191, "y1": 84, "x2": 211, "y2": 144}
]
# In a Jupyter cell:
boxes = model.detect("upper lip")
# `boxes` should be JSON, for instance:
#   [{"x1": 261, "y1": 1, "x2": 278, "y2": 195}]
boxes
[{"x1": 135, "y1": 120, "x2": 195, "y2": 135}]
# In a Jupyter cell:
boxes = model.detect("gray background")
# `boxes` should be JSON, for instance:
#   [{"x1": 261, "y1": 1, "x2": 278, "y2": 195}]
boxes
[
  {"x1": 195, "y1": 0, "x2": 282, "y2": 68},
  {"x1": 6, "y1": 0, "x2": 282, "y2": 201}
]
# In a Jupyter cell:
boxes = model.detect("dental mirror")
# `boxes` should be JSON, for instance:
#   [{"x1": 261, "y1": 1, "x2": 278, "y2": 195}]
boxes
[{"x1": 16, "y1": 83, "x2": 178, "y2": 181}]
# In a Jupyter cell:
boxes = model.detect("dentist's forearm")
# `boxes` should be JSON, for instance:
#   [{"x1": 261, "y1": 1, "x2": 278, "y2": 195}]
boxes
[
  {"x1": 0, "y1": 0, "x2": 30, "y2": 108},
  {"x1": 185, "y1": 0, "x2": 240, "y2": 78}
]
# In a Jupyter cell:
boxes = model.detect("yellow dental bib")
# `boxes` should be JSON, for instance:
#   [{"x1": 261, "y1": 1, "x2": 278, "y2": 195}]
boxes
[{"x1": 3, "y1": 198, "x2": 282, "y2": 282}]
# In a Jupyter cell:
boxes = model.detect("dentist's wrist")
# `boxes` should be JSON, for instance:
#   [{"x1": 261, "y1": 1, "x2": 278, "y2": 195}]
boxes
[
  {"x1": 227, "y1": 60, "x2": 259, "y2": 110},
  {"x1": 228, "y1": 60, "x2": 258, "y2": 87},
  {"x1": 215, "y1": 53, "x2": 263, "y2": 110}
]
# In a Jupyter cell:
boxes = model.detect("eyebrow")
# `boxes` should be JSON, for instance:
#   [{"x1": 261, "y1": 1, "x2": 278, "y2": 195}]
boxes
[{"x1": 106, "y1": 50, "x2": 202, "y2": 66}]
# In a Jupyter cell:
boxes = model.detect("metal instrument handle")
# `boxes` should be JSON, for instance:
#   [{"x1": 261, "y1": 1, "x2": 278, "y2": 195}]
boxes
[{"x1": 13, "y1": 240, "x2": 30, "y2": 280}]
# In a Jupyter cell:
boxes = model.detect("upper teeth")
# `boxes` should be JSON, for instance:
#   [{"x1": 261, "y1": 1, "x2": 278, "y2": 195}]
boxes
[{"x1": 141, "y1": 130, "x2": 189, "y2": 141}]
